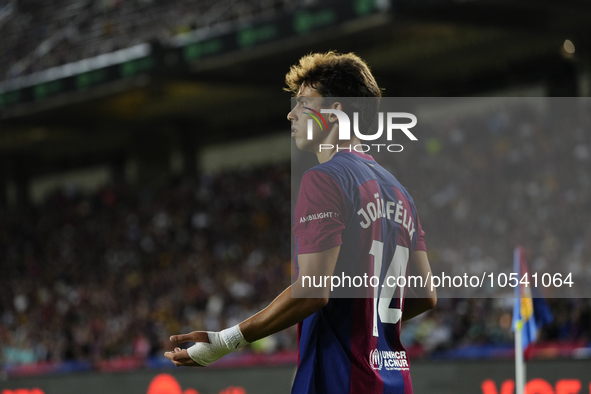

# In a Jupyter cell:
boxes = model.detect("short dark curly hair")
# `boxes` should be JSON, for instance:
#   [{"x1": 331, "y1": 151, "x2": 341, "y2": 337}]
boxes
[{"x1": 285, "y1": 51, "x2": 382, "y2": 133}]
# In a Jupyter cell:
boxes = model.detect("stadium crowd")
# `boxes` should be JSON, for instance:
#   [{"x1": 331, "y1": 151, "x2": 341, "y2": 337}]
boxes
[
  {"x1": 2, "y1": 101, "x2": 591, "y2": 368},
  {"x1": 380, "y1": 101, "x2": 591, "y2": 294},
  {"x1": 385, "y1": 100, "x2": 591, "y2": 352},
  {"x1": 1, "y1": 166, "x2": 294, "y2": 366}
]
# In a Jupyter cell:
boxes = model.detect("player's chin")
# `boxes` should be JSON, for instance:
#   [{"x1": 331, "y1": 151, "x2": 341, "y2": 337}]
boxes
[{"x1": 294, "y1": 138, "x2": 317, "y2": 153}]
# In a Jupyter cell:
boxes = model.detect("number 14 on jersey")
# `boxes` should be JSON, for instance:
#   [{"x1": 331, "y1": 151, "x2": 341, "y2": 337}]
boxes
[{"x1": 369, "y1": 240, "x2": 409, "y2": 337}]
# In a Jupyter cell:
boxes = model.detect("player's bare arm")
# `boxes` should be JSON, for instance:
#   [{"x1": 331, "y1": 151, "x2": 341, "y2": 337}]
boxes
[
  {"x1": 402, "y1": 250, "x2": 437, "y2": 321},
  {"x1": 164, "y1": 245, "x2": 340, "y2": 367}
]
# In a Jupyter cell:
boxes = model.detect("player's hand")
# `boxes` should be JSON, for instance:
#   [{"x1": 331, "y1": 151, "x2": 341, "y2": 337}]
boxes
[
  {"x1": 164, "y1": 331, "x2": 210, "y2": 367},
  {"x1": 165, "y1": 326, "x2": 249, "y2": 367}
]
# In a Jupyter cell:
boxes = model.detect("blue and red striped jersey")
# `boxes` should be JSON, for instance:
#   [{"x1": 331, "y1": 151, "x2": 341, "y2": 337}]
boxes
[{"x1": 292, "y1": 150, "x2": 426, "y2": 394}]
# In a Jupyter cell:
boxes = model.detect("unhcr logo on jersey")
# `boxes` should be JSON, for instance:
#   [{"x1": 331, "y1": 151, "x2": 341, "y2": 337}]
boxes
[
  {"x1": 369, "y1": 349, "x2": 383, "y2": 370},
  {"x1": 370, "y1": 349, "x2": 410, "y2": 371}
]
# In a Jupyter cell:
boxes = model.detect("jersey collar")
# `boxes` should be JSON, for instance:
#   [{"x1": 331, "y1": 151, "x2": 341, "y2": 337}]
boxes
[{"x1": 335, "y1": 150, "x2": 375, "y2": 162}]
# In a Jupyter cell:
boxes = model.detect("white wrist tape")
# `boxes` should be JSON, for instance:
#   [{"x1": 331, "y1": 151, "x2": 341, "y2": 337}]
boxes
[{"x1": 187, "y1": 325, "x2": 249, "y2": 366}]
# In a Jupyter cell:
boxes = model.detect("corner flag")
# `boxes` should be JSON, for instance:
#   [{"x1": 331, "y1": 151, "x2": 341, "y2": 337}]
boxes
[{"x1": 512, "y1": 246, "x2": 553, "y2": 351}]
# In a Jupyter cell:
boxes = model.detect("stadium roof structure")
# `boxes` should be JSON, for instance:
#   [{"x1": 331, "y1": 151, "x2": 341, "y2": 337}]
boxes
[{"x1": 0, "y1": 0, "x2": 589, "y2": 173}]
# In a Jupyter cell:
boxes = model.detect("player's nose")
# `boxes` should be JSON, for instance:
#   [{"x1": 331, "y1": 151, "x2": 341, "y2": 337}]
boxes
[{"x1": 287, "y1": 110, "x2": 293, "y2": 121}]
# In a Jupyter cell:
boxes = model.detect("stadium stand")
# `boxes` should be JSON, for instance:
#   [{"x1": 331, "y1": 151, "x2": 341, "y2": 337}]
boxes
[
  {"x1": 384, "y1": 101, "x2": 591, "y2": 355},
  {"x1": 2, "y1": 101, "x2": 591, "y2": 372},
  {"x1": 1, "y1": 0, "x2": 591, "y2": 377},
  {"x1": 1, "y1": 165, "x2": 295, "y2": 368},
  {"x1": 382, "y1": 102, "x2": 591, "y2": 296}
]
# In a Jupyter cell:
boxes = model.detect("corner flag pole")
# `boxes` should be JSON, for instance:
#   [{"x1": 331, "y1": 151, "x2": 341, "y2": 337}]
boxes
[
  {"x1": 515, "y1": 319, "x2": 525, "y2": 394},
  {"x1": 514, "y1": 246, "x2": 526, "y2": 394}
]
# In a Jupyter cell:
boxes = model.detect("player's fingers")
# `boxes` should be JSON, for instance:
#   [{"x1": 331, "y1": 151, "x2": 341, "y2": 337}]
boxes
[
  {"x1": 175, "y1": 347, "x2": 181, "y2": 352},
  {"x1": 170, "y1": 333, "x2": 191, "y2": 343}
]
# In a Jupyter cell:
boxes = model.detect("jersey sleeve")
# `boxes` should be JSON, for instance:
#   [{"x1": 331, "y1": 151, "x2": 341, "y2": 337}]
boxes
[
  {"x1": 293, "y1": 170, "x2": 347, "y2": 254},
  {"x1": 414, "y1": 210, "x2": 427, "y2": 252}
]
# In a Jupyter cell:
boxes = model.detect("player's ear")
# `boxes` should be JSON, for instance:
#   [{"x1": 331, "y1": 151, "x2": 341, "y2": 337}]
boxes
[{"x1": 327, "y1": 101, "x2": 343, "y2": 123}]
